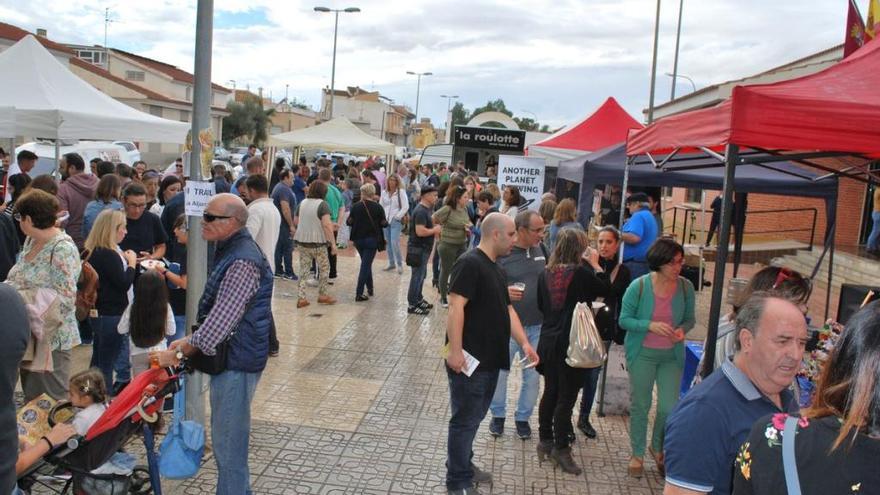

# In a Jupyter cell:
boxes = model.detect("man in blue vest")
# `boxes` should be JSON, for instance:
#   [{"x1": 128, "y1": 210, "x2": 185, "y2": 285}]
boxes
[{"x1": 157, "y1": 193, "x2": 274, "y2": 495}]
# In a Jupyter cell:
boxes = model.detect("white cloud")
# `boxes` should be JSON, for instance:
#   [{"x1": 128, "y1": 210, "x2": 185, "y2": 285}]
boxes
[{"x1": 4, "y1": 0, "x2": 867, "y2": 128}]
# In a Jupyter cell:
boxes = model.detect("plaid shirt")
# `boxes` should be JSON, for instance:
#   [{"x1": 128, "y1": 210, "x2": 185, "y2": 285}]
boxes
[{"x1": 190, "y1": 259, "x2": 260, "y2": 355}]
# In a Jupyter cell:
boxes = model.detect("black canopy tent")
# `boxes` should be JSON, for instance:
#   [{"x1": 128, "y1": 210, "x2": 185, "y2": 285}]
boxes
[{"x1": 556, "y1": 142, "x2": 839, "y2": 310}]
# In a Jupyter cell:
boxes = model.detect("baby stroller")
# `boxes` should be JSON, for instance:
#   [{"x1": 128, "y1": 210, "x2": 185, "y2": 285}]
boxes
[{"x1": 19, "y1": 366, "x2": 181, "y2": 495}]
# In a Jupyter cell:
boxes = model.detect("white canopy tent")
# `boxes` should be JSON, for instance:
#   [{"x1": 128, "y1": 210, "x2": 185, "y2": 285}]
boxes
[
  {"x1": 0, "y1": 35, "x2": 189, "y2": 143},
  {"x1": 267, "y1": 117, "x2": 396, "y2": 156}
]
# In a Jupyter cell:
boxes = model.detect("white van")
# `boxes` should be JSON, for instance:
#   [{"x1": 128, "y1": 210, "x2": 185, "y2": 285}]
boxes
[{"x1": 10, "y1": 140, "x2": 128, "y2": 178}]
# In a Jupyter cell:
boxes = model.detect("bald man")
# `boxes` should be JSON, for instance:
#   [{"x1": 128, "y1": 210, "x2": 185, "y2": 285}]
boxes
[
  {"x1": 444, "y1": 212, "x2": 540, "y2": 494},
  {"x1": 158, "y1": 193, "x2": 274, "y2": 495}
]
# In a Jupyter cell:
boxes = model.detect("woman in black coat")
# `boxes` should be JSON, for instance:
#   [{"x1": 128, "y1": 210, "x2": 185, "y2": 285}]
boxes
[
  {"x1": 536, "y1": 228, "x2": 610, "y2": 475},
  {"x1": 346, "y1": 183, "x2": 388, "y2": 301}
]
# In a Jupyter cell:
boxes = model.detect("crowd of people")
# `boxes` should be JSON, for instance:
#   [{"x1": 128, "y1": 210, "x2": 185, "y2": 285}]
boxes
[{"x1": 1, "y1": 147, "x2": 878, "y2": 495}]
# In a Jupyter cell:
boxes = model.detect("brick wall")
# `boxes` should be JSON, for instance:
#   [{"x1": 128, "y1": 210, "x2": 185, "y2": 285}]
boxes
[{"x1": 660, "y1": 158, "x2": 868, "y2": 247}]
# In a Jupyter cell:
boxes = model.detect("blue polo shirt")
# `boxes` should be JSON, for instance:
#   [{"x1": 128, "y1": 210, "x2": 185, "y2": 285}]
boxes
[
  {"x1": 663, "y1": 359, "x2": 797, "y2": 495},
  {"x1": 622, "y1": 207, "x2": 657, "y2": 262}
]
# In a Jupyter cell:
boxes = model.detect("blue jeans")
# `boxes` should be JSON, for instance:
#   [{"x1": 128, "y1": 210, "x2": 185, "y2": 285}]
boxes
[
  {"x1": 625, "y1": 260, "x2": 650, "y2": 280},
  {"x1": 210, "y1": 369, "x2": 261, "y2": 495},
  {"x1": 407, "y1": 246, "x2": 432, "y2": 306},
  {"x1": 354, "y1": 237, "x2": 378, "y2": 296},
  {"x1": 114, "y1": 337, "x2": 131, "y2": 384},
  {"x1": 92, "y1": 315, "x2": 122, "y2": 389},
  {"x1": 489, "y1": 324, "x2": 541, "y2": 422},
  {"x1": 578, "y1": 366, "x2": 603, "y2": 420},
  {"x1": 869, "y1": 211, "x2": 880, "y2": 251},
  {"x1": 384, "y1": 219, "x2": 403, "y2": 268},
  {"x1": 274, "y1": 224, "x2": 295, "y2": 276},
  {"x1": 446, "y1": 367, "x2": 499, "y2": 491}
]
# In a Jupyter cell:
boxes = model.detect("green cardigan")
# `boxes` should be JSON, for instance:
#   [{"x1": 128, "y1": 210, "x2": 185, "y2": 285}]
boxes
[{"x1": 618, "y1": 273, "x2": 695, "y2": 368}]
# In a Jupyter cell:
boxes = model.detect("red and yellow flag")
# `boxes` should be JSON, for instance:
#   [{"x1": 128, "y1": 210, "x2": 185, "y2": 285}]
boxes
[
  {"x1": 845, "y1": 0, "x2": 867, "y2": 57},
  {"x1": 868, "y1": 0, "x2": 880, "y2": 41}
]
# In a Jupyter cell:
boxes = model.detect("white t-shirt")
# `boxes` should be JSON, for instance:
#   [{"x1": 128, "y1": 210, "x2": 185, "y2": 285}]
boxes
[
  {"x1": 118, "y1": 304, "x2": 176, "y2": 376},
  {"x1": 246, "y1": 197, "x2": 281, "y2": 273},
  {"x1": 72, "y1": 403, "x2": 107, "y2": 436}
]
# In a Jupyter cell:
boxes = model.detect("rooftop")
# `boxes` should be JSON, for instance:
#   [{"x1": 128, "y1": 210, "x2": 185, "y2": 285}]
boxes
[{"x1": 111, "y1": 47, "x2": 231, "y2": 93}]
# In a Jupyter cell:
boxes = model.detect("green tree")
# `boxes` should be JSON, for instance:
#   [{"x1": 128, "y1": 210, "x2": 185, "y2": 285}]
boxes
[
  {"x1": 471, "y1": 99, "x2": 513, "y2": 117},
  {"x1": 222, "y1": 94, "x2": 276, "y2": 146},
  {"x1": 450, "y1": 101, "x2": 470, "y2": 128}
]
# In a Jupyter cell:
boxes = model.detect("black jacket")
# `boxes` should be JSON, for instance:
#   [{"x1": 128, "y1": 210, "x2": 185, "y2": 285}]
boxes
[
  {"x1": 346, "y1": 200, "x2": 388, "y2": 241},
  {"x1": 0, "y1": 214, "x2": 19, "y2": 281},
  {"x1": 89, "y1": 247, "x2": 135, "y2": 315}
]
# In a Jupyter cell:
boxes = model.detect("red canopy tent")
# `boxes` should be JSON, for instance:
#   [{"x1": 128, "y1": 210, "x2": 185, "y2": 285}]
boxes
[
  {"x1": 625, "y1": 39, "x2": 880, "y2": 375},
  {"x1": 533, "y1": 96, "x2": 643, "y2": 153}
]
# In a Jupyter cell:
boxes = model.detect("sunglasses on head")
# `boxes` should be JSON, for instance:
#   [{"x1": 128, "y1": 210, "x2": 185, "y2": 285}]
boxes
[
  {"x1": 772, "y1": 267, "x2": 795, "y2": 289},
  {"x1": 203, "y1": 213, "x2": 232, "y2": 223}
]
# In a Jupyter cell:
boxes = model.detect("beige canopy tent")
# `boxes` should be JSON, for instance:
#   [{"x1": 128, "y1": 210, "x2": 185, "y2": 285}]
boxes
[{"x1": 267, "y1": 116, "x2": 396, "y2": 156}]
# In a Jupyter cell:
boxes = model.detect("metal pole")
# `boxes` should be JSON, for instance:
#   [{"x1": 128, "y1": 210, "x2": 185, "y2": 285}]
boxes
[
  {"x1": 670, "y1": 0, "x2": 683, "y2": 100},
  {"x1": 414, "y1": 74, "x2": 422, "y2": 123},
  {"x1": 617, "y1": 158, "x2": 631, "y2": 262},
  {"x1": 702, "y1": 144, "x2": 738, "y2": 377},
  {"x1": 329, "y1": 10, "x2": 339, "y2": 119},
  {"x1": 185, "y1": 0, "x2": 213, "y2": 424},
  {"x1": 646, "y1": 0, "x2": 662, "y2": 124},
  {"x1": 825, "y1": 223, "x2": 835, "y2": 320}
]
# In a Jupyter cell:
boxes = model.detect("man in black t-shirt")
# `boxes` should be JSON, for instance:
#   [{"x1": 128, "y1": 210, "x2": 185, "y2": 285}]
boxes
[
  {"x1": 119, "y1": 182, "x2": 168, "y2": 261},
  {"x1": 406, "y1": 186, "x2": 441, "y2": 315},
  {"x1": 444, "y1": 212, "x2": 540, "y2": 494}
]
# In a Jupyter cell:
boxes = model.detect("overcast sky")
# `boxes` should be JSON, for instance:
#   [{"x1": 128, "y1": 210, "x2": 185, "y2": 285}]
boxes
[{"x1": 0, "y1": 1, "x2": 871, "y2": 129}]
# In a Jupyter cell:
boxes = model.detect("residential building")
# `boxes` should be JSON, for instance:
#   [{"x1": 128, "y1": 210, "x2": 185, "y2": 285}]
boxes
[
  {"x1": 319, "y1": 86, "x2": 414, "y2": 147},
  {"x1": 645, "y1": 44, "x2": 870, "y2": 248},
  {"x1": 411, "y1": 118, "x2": 436, "y2": 150},
  {"x1": 269, "y1": 103, "x2": 318, "y2": 135}
]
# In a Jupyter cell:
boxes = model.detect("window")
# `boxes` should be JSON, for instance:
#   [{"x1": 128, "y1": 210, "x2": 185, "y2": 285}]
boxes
[
  {"x1": 148, "y1": 105, "x2": 163, "y2": 117},
  {"x1": 662, "y1": 186, "x2": 674, "y2": 198},
  {"x1": 125, "y1": 70, "x2": 145, "y2": 81},
  {"x1": 185, "y1": 86, "x2": 192, "y2": 102},
  {"x1": 179, "y1": 110, "x2": 190, "y2": 122},
  {"x1": 77, "y1": 50, "x2": 106, "y2": 66},
  {"x1": 685, "y1": 188, "x2": 703, "y2": 203}
]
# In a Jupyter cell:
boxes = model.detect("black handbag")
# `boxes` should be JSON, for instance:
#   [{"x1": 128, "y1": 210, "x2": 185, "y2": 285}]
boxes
[
  {"x1": 363, "y1": 201, "x2": 387, "y2": 252},
  {"x1": 405, "y1": 244, "x2": 424, "y2": 267},
  {"x1": 186, "y1": 323, "x2": 233, "y2": 375}
]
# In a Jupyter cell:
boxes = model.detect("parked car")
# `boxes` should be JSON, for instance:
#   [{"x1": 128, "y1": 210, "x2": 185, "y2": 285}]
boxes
[
  {"x1": 214, "y1": 146, "x2": 230, "y2": 162},
  {"x1": 112, "y1": 141, "x2": 142, "y2": 164}
]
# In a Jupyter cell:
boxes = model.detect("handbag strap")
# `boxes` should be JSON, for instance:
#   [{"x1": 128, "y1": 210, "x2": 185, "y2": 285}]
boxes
[
  {"x1": 362, "y1": 201, "x2": 380, "y2": 236},
  {"x1": 172, "y1": 376, "x2": 186, "y2": 427},
  {"x1": 782, "y1": 415, "x2": 803, "y2": 495}
]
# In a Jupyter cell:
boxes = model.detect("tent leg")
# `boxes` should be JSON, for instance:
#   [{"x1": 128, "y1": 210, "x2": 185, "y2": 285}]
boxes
[
  {"x1": 702, "y1": 144, "x2": 738, "y2": 378},
  {"x1": 617, "y1": 158, "x2": 631, "y2": 262},
  {"x1": 825, "y1": 226, "x2": 835, "y2": 321}
]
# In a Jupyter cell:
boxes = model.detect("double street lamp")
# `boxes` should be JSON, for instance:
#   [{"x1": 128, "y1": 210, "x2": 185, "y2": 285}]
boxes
[
  {"x1": 665, "y1": 72, "x2": 696, "y2": 94},
  {"x1": 314, "y1": 6, "x2": 360, "y2": 119},
  {"x1": 441, "y1": 94, "x2": 459, "y2": 143},
  {"x1": 406, "y1": 71, "x2": 432, "y2": 123}
]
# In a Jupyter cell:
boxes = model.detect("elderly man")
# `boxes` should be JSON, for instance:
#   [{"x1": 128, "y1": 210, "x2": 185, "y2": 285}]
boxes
[
  {"x1": 488, "y1": 210, "x2": 546, "y2": 440},
  {"x1": 157, "y1": 193, "x2": 273, "y2": 495},
  {"x1": 661, "y1": 293, "x2": 807, "y2": 495},
  {"x1": 445, "y1": 212, "x2": 540, "y2": 495}
]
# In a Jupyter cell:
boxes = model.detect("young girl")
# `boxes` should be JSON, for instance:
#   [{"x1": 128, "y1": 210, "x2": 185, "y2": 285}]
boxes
[
  {"x1": 117, "y1": 270, "x2": 176, "y2": 376},
  {"x1": 69, "y1": 369, "x2": 108, "y2": 436}
]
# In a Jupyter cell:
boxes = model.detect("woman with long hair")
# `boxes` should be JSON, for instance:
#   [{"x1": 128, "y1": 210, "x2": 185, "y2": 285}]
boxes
[
  {"x1": 539, "y1": 198, "x2": 557, "y2": 240},
  {"x1": 432, "y1": 184, "x2": 472, "y2": 308},
  {"x1": 733, "y1": 300, "x2": 880, "y2": 494},
  {"x1": 81, "y1": 209, "x2": 137, "y2": 389},
  {"x1": 535, "y1": 228, "x2": 609, "y2": 475},
  {"x1": 500, "y1": 185, "x2": 522, "y2": 219},
  {"x1": 547, "y1": 198, "x2": 582, "y2": 253},
  {"x1": 149, "y1": 175, "x2": 182, "y2": 216},
  {"x1": 619, "y1": 238, "x2": 695, "y2": 478},
  {"x1": 6, "y1": 190, "x2": 82, "y2": 401},
  {"x1": 576, "y1": 226, "x2": 631, "y2": 439},
  {"x1": 347, "y1": 184, "x2": 388, "y2": 301},
  {"x1": 82, "y1": 173, "x2": 122, "y2": 239},
  {"x1": 380, "y1": 174, "x2": 408, "y2": 273}
]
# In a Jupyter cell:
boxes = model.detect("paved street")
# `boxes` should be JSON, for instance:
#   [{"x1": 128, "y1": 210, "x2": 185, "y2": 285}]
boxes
[{"x1": 149, "y1": 249, "x2": 666, "y2": 494}]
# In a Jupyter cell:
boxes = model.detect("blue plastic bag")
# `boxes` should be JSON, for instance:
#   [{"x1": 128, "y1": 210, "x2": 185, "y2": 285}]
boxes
[{"x1": 158, "y1": 379, "x2": 205, "y2": 479}]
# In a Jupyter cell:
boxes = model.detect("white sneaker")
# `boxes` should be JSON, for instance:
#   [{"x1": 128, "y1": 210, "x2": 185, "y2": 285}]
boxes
[{"x1": 306, "y1": 277, "x2": 319, "y2": 287}]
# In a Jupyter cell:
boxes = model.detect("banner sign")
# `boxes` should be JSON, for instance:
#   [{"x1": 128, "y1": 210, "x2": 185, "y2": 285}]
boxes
[
  {"x1": 454, "y1": 125, "x2": 525, "y2": 152},
  {"x1": 497, "y1": 155, "x2": 546, "y2": 210},
  {"x1": 184, "y1": 180, "x2": 215, "y2": 217}
]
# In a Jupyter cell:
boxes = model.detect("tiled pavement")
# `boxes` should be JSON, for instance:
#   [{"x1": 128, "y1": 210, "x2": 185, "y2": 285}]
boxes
[{"x1": 63, "y1": 245, "x2": 768, "y2": 494}]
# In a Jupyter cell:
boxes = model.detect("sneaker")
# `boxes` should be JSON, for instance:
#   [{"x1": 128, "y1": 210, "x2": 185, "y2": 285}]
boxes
[
  {"x1": 355, "y1": 294, "x2": 369, "y2": 302},
  {"x1": 488, "y1": 417, "x2": 504, "y2": 437},
  {"x1": 368, "y1": 287, "x2": 374, "y2": 296},
  {"x1": 274, "y1": 273, "x2": 283, "y2": 279},
  {"x1": 269, "y1": 349, "x2": 279, "y2": 357},
  {"x1": 515, "y1": 421, "x2": 532, "y2": 440},
  {"x1": 384, "y1": 265, "x2": 396, "y2": 271},
  {"x1": 418, "y1": 300, "x2": 434, "y2": 310},
  {"x1": 407, "y1": 305, "x2": 430, "y2": 315},
  {"x1": 283, "y1": 273, "x2": 299, "y2": 281},
  {"x1": 470, "y1": 463, "x2": 493, "y2": 484},
  {"x1": 306, "y1": 277, "x2": 319, "y2": 287},
  {"x1": 297, "y1": 298, "x2": 310, "y2": 308},
  {"x1": 441, "y1": 298, "x2": 449, "y2": 308}
]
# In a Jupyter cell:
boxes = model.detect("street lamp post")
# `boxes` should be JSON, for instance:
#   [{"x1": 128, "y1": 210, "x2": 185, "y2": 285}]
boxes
[
  {"x1": 406, "y1": 71, "x2": 432, "y2": 148},
  {"x1": 665, "y1": 72, "x2": 696, "y2": 94},
  {"x1": 314, "y1": 6, "x2": 360, "y2": 120},
  {"x1": 441, "y1": 94, "x2": 458, "y2": 143}
]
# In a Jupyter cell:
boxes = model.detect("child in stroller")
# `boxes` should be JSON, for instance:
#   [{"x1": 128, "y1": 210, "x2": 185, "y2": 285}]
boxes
[{"x1": 16, "y1": 366, "x2": 180, "y2": 494}]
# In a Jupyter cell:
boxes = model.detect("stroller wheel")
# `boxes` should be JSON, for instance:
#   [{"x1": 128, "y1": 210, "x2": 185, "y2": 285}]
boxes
[{"x1": 128, "y1": 466, "x2": 152, "y2": 494}]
